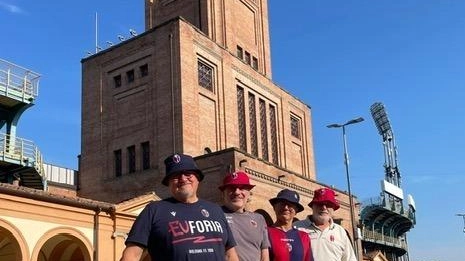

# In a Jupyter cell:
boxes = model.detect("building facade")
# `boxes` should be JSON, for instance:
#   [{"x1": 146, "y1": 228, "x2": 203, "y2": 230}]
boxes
[{"x1": 1, "y1": 0, "x2": 363, "y2": 260}]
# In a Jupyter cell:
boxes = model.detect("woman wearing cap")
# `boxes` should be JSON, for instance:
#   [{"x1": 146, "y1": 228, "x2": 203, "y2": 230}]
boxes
[
  {"x1": 293, "y1": 188, "x2": 356, "y2": 261},
  {"x1": 267, "y1": 189, "x2": 313, "y2": 261}
]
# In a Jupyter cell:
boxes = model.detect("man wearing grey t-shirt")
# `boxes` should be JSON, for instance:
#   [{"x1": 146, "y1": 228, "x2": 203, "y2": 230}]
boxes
[{"x1": 219, "y1": 171, "x2": 270, "y2": 261}]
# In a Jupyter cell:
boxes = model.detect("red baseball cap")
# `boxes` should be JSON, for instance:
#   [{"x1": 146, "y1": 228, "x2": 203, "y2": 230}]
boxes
[{"x1": 218, "y1": 171, "x2": 256, "y2": 191}]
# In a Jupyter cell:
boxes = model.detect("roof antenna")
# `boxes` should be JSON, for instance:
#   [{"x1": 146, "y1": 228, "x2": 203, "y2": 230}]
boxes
[{"x1": 95, "y1": 12, "x2": 99, "y2": 53}]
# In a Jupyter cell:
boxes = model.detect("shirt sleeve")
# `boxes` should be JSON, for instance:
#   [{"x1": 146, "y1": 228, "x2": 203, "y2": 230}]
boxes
[
  {"x1": 125, "y1": 203, "x2": 155, "y2": 248},
  {"x1": 259, "y1": 215, "x2": 271, "y2": 249},
  {"x1": 342, "y1": 228, "x2": 357, "y2": 261},
  {"x1": 221, "y1": 207, "x2": 237, "y2": 249}
]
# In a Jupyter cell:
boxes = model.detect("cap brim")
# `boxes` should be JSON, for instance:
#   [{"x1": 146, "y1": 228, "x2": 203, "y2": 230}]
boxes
[
  {"x1": 269, "y1": 198, "x2": 304, "y2": 213},
  {"x1": 218, "y1": 184, "x2": 255, "y2": 191},
  {"x1": 308, "y1": 200, "x2": 340, "y2": 210},
  {"x1": 162, "y1": 169, "x2": 204, "y2": 186}
]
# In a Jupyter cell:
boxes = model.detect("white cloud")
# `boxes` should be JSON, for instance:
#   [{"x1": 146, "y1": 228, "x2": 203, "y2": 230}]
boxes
[{"x1": 0, "y1": 2, "x2": 25, "y2": 14}]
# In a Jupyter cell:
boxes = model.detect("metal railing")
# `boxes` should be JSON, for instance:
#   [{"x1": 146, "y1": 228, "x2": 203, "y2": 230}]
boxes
[
  {"x1": 361, "y1": 196, "x2": 411, "y2": 219},
  {"x1": 362, "y1": 229, "x2": 408, "y2": 250},
  {"x1": 0, "y1": 132, "x2": 45, "y2": 177},
  {"x1": 0, "y1": 58, "x2": 40, "y2": 101}
]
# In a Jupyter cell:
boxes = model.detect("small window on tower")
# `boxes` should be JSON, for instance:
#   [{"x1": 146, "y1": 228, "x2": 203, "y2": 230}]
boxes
[
  {"x1": 127, "y1": 145, "x2": 136, "y2": 173},
  {"x1": 237, "y1": 45, "x2": 244, "y2": 59},
  {"x1": 252, "y1": 57, "x2": 258, "y2": 70},
  {"x1": 141, "y1": 141, "x2": 150, "y2": 170},
  {"x1": 126, "y1": 69, "x2": 135, "y2": 83},
  {"x1": 114, "y1": 149, "x2": 122, "y2": 177},
  {"x1": 114, "y1": 75, "x2": 122, "y2": 88},
  {"x1": 140, "y1": 64, "x2": 148, "y2": 77},
  {"x1": 244, "y1": 51, "x2": 251, "y2": 65},
  {"x1": 290, "y1": 115, "x2": 301, "y2": 139}
]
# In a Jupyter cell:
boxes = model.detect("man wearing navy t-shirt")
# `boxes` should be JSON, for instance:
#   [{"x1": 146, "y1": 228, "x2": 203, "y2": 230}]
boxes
[{"x1": 120, "y1": 153, "x2": 239, "y2": 261}]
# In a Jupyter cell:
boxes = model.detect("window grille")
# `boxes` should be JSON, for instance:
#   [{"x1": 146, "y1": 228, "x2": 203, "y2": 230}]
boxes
[
  {"x1": 249, "y1": 93, "x2": 258, "y2": 156},
  {"x1": 259, "y1": 99, "x2": 268, "y2": 161},
  {"x1": 290, "y1": 115, "x2": 301, "y2": 139},
  {"x1": 237, "y1": 87, "x2": 247, "y2": 151},
  {"x1": 270, "y1": 105, "x2": 279, "y2": 165},
  {"x1": 198, "y1": 60, "x2": 213, "y2": 91}
]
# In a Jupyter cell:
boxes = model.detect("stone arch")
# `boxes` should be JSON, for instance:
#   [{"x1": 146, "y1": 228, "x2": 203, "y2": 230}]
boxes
[
  {"x1": 254, "y1": 209, "x2": 274, "y2": 226},
  {"x1": 31, "y1": 227, "x2": 93, "y2": 261},
  {"x1": 0, "y1": 218, "x2": 29, "y2": 261}
]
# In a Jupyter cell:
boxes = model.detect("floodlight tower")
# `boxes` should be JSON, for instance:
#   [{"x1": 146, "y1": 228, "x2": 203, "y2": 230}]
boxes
[{"x1": 361, "y1": 102, "x2": 416, "y2": 261}]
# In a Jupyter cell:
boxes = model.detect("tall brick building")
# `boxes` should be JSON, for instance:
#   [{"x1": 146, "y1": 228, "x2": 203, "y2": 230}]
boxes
[
  {"x1": 0, "y1": 1, "x2": 363, "y2": 260},
  {"x1": 80, "y1": 0, "x2": 355, "y2": 227}
]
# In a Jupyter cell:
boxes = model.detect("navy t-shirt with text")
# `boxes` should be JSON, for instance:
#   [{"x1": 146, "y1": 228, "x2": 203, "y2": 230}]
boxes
[{"x1": 126, "y1": 197, "x2": 236, "y2": 261}]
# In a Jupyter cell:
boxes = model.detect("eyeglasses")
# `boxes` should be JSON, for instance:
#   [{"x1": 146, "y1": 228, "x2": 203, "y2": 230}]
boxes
[
  {"x1": 275, "y1": 201, "x2": 297, "y2": 212},
  {"x1": 225, "y1": 185, "x2": 252, "y2": 191},
  {"x1": 170, "y1": 172, "x2": 197, "y2": 182}
]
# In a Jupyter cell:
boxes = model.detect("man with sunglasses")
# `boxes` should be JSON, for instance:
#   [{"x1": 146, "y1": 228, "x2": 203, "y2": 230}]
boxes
[
  {"x1": 120, "y1": 153, "x2": 239, "y2": 261},
  {"x1": 219, "y1": 171, "x2": 270, "y2": 261}
]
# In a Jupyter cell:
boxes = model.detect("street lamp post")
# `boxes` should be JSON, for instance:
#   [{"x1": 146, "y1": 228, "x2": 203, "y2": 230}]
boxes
[{"x1": 327, "y1": 116, "x2": 364, "y2": 260}]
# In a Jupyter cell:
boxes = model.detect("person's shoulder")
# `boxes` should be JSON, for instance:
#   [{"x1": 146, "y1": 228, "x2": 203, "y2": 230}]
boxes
[
  {"x1": 247, "y1": 211, "x2": 266, "y2": 221},
  {"x1": 197, "y1": 199, "x2": 222, "y2": 210},
  {"x1": 144, "y1": 197, "x2": 176, "y2": 208},
  {"x1": 294, "y1": 216, "x2": 311, "y2": 226}
]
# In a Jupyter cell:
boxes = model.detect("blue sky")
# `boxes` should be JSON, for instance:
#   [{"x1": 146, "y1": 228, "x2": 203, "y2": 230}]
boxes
[{"x1": 1, "y1": 1, "x2": 464, "y2": 260}]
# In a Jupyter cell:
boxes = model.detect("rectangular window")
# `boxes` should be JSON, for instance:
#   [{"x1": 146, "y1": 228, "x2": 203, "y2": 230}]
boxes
[
  {"x1": 198, "y1": 60, "x2": 214, "y2": 91},
  {"x1": 139, "y1": 64, "x2": 148, "y2": 77},
  {"x1": 237, "y1": 87, "x2": 247, "y2": 152},
  {"x1": 290, "y1": 115, "x2": 301, "y2": 139},
  {"x1": 259, "y1": 99, "x2": 268, "y2": 161},
  {"x1": 252, "y1": 57, "x2": 258, "y2": 70},
  {"x1": 126, "y1": 69, "x2": 135, "y2": 83},
  {"x1": 141, "y1": 141, "x2": 150, "y2": 170},
  {"x1": 249, "y1": 93, "x2": 258, "y2": 157},
  {"x1": 127, "y1": 145, "x2": 136, "y2": 173},
  {"x1": 114, "y1": 149, "x2": 122, "y2": 177},
  {"x1": 237, "y1": 45, "x2": 244, "y2": 59},
  {"x1": 114, "y1": 75, "x2": 122, "y2": 88},
  {"x1": 270, "y1": 105, "x2": 279, "y2": 165},
  {"x1": 244, "y1": 51, "x2": 251, "y2": 65}
]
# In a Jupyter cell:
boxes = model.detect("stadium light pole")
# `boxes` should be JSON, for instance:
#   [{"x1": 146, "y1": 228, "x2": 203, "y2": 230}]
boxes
[{"x1": 327, "y1": 117, "x2": 364, "y2": 260}]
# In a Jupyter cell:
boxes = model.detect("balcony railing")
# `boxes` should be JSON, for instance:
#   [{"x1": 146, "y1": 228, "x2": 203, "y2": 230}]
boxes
[
  {"x1": 362, "y1": 196, "x2": 412, "y2": 219},
  {"x1": 362, "y1": 229, "x2": 408, "y2": 250},
  {"x1": 0, "y1": 132, "x2": 44, "y2": 178},
  {"x1": 0, "y1": 58, "x2": 40, "y2": 101}
]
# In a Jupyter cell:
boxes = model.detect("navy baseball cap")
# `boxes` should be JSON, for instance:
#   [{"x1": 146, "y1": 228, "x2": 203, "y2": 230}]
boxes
[
  {"x1": 269, "y1": 189, "x2": 305, "y2": 213},
  {"x1": 162, "y1": 153, "x2": 204, "y2": 186}
]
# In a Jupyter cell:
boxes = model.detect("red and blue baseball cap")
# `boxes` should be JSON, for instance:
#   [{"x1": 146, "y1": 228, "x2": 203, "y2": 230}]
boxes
[
  {"x1": 218, "y1": 171, "x2": 255, "y2": 191},
  {"x1": 162, "y1": 153, "x2": 204, "y2": 186}
]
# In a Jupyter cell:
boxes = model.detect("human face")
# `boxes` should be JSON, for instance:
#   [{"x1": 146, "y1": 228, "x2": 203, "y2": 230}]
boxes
[
  {"x1": 168, "y1": 171, "x2": 199, "y2": 203},
  {"x1": 311, "y1": 203, "x2": 334, "y2": 225},
  {"x1": 222, "y1": 185, "x2": 251, "y2": 213},
  {"x1": 273, "y1": 200, "x2": 297, "y2": 223}
]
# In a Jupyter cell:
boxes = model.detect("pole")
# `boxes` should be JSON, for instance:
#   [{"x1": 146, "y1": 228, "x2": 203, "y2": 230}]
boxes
[{"x1": 342, "y1": 125, "x2": 359, "y2": 260}]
